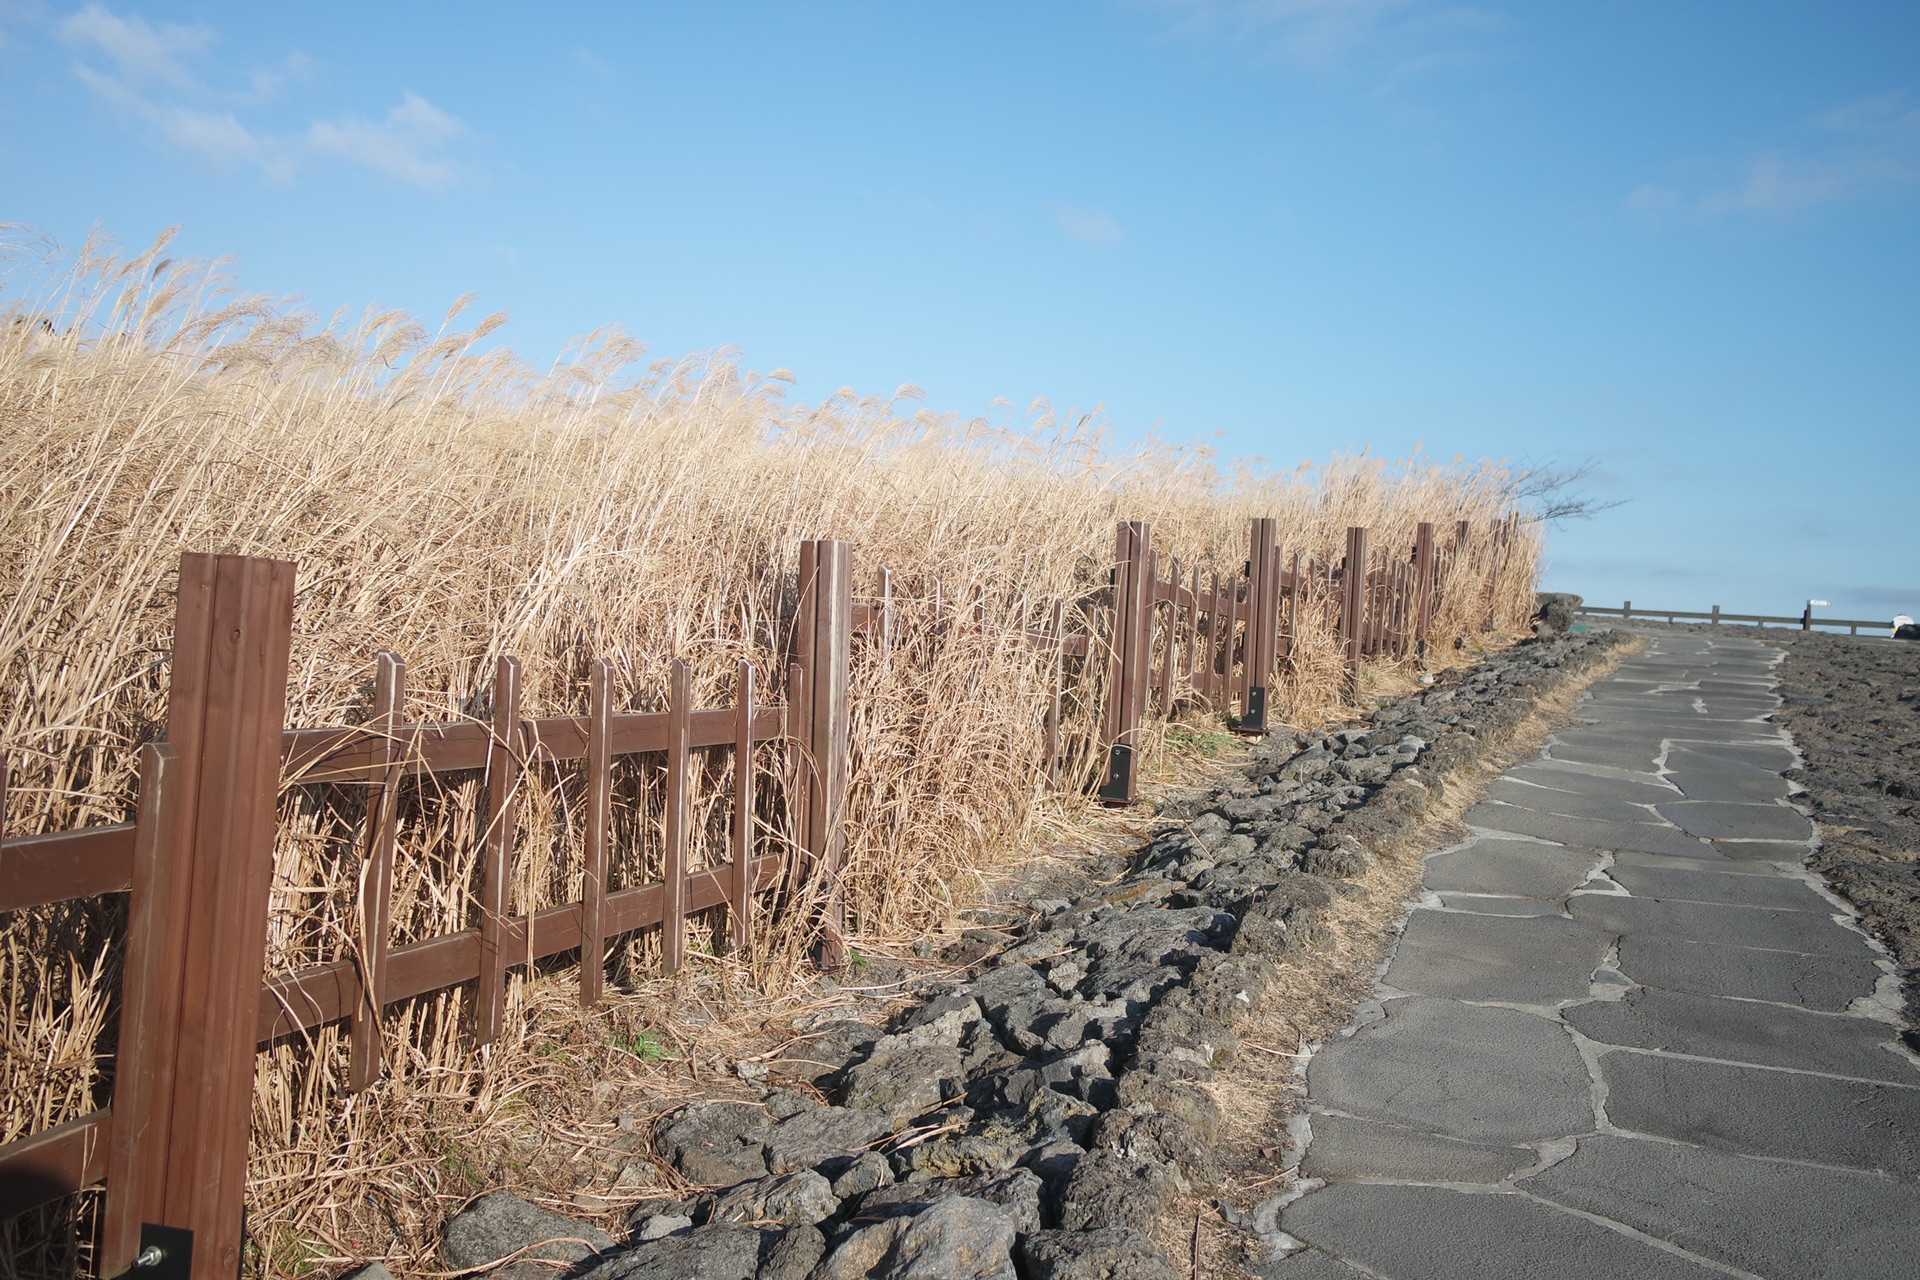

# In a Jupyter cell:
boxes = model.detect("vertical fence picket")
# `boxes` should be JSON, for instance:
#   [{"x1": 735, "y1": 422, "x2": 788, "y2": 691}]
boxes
[
  {"x1": 476, "y1": 655, "x2": 522, "y2": 1047},
  {"x1": 580, "y1": 659, "x2": 613, "y2": 1007},
  {"x1": 1342, "y1": 527, "x2": 1368, "y2": 690},
  {"x1": 1413, "y1": 522, "x2": 1436, "y2": 662},
  {"x1": 349, "y1": 652, "x2": 404, "y2": 1090},
  {"x1": 662, "y1": 659, "x2": 691, "y2": 975},
  {"x1": 731, "y1": 660, "x2": 756, "y2": 954},
  {"x1": 795, "y1": 539, "x2": 853, "y2": 960},
  {"x1": 1045, "y1": 600, "x2": 1065, "y2": 788},
  {"x1": 100, "y1": 553, "x2": 294, "y2": 1280}
]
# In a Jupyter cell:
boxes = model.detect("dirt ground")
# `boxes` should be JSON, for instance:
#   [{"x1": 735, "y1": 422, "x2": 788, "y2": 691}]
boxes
[{"x1": 1766, "y1": 630, "x2": 1920, "y2": 1041}]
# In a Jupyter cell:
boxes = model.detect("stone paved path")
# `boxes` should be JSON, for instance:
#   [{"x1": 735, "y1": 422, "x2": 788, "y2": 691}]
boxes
[{"x1": 1266, "y1": 631, "x2": 1920, "y2": 1280}]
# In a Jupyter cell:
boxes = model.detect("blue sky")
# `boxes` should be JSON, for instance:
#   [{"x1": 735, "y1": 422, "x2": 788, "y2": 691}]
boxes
[{"x1": 3, "y1": 1, "x2": 1916, "y2": 621}]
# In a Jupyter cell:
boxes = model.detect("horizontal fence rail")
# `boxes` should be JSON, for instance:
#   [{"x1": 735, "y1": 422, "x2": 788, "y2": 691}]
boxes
[
  {"x1": 1576, "y1": 601, "x2": 1899, "y2": 636},
  {"x1": 0, "y1": 516, "x2": 1514, "y2": 1275}
]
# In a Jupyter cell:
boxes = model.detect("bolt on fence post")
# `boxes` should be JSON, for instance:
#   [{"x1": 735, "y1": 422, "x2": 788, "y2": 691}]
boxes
[{"x1": 101, "y1": 553, "x2": 295, "y2": 1280}]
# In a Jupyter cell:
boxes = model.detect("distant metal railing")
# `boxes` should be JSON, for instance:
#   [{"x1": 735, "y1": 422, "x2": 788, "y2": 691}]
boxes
[{"x1": 1576, "y1": 601, "x2": 1897, "y2": 636}]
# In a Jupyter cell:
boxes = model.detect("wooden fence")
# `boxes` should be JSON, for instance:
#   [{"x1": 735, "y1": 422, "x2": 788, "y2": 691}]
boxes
[
  {"x1": 1576, "y1": 601, "x2": 1898, "y2": 637},
  {"x1": 0, "y1": 518, "x2": 1502, "y2": 1278}
]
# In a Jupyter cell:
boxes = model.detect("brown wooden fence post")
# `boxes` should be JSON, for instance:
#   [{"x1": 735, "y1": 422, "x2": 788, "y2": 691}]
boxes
[
  {"x1": 1099, "y1": 521, "x2": 1150, "y2": 805},
  {"x1": 662, "y1": 659, "x2": 692, "y2": 974},
  {"x1": 101, "y1": 553, "x2": 295, "y2": 1280},
  {"x1": 348, "y1": 652, "x2": 404, "y2": 1089},
  {"x1": 580, "y1": 658, "x2": 613, "y2": 1006},
  {"x1": 795, "y1": 539, "x2": 853, "y2": 962},
  {"x1": 730, "y1": 659, "x2": 756, "y2": 955},
  {"x1": 1342, "y1": 527, "x2": 1368, "y2": 694},
  {"x1": 1240, "y1": 518, "x2": 1279, "y2": 733},
  {"x1": 1412, "y1": 522, "x2": 1436, "y2": 663},
  {"x1": 476, "y1": 654, "x2": 522, "y2": 1047}
]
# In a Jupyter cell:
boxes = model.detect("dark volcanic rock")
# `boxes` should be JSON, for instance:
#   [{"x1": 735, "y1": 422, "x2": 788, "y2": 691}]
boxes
[
  {"x1": 440, "y1": 1192, "x2": 613, "y2": 1270},
  {"x1": 655, "y1": 1101, "x2": 769, "y2": 1187},
  {"x1": 1019, "y1": 1227, "x2": 1178, "y2": 1280}
]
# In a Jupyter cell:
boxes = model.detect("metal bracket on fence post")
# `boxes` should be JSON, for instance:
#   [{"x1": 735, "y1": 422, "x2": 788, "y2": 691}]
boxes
[{"x1": 116, "y1": 1224, "x2": 193, "y2": 1280}]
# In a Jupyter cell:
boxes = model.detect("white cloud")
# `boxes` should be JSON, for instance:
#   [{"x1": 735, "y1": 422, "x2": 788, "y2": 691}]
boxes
[
  {"x1": 57, "y1": 4, "x2": 467, "y2": 189},
  {"x1": 59, "y1": 3, "x2": 211, "y2": 88},
  {"x1": 1632, "y1": 92, "x2": 1920, "y2": 220},
  {"x1": 1053, "y1": 205, "x2": 1126, "y2": 246},
  {"x1": 308, "y1": 93, "x2": 466, "y2": 188}
]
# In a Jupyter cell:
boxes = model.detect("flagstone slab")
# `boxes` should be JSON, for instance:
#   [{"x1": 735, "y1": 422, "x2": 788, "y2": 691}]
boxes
[
  {"x1": 1666, "y1": 767, "x2": 1791, "y2": 802},
  {"x1": 1710, "y1": 839, "x2": 1812, "y2": 861},
  {"x1": 1436, "y1": 893, "x2": 1565, "y2": 917},
  {"x1": 1307, "y1": 998, "x2": 1594, "y2": 1143},
  {"x1": 1280, "y1": 1184, "x2": 1719, "y2": 1280},
  {"x1": 1665, "y1": 742, "x2": 1798, "y2": 773},
  {"x1": 1388, "y1": 910, "x2": 1614, "y2": 1004},
  {"x1": 1299, "y1": 1113, "x2": 1537, "y2": 1183},
  {"x1": 1655, "y1": 800, "x2": 1813, "y2": 841},
  {"x1": 1603, "y1": 862, "x2": 1829, "y2": 911},
  {"x1": 1612, "y1": 934, "x2": 1881, "y2": 1009},
  {"x1": 1563, "y1": 987, "x2": 1915, "y2": 1082},
  {"x1": 1507, "y1": 761, "x2": 1680, "y2": 804},
  {"x1": 1600, "y1": 1052, "x2": 1920, "y2": 1177},
  {"x1": 1568, "y1": 894, "x2": 1872, "y2": 958},
  {"x1": 1484, "y1": 779, "x2": 1665, "y2": 825},
  {"x1": 1522, "y1": 1135, "x2": 1920, "y2": 1280},
  {"x1": 1424, "y1": 839, "x2": 1604, "y2": 899},
  {"x1": 1250, "y1": 1249, "x2": 1369, "y2": 1280},
  {"x1": 1465, "y1": 804, "x2": 1710, "y2": 857}
]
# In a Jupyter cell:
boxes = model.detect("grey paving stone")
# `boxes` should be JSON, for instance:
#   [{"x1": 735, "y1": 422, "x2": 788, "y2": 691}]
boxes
[
  {"x1": 1613, "y1": 934, "x2": 1881, "y2": 1009},
  {"x1": 1711, "y1": 839, "x2": 1811, "y2": 861},
  {"x1": 1436, "y1": 894, "x2": 1563, "y2": 917},
  {"x1": 1300, "y1": 1113, "x2": 1535, "y2": 1183},
  {"x1": 1425, "y1": 839, "x2": 1604, "y2": 898},
  {"x1": 1280, "y1": 1183, "x2": 1719, "y2": 1280},
  {"x1": 1563, "y1": 988, "x2": 1916, "y2": 1082},
  {"x1": 1568, "y1": 894, "x2": 1873, "y2": 959},
  {"x1": 1665, "y1": 768, "x2": 1791, "y2": 802},
  {"x1": 1655, "y1": 800, "x2": 1813, "y2": 841},
  {"x1": 1524, "y1": 1135, "x2": 1920, "y2": 1280},
  {"x1": 1249, "y1": 1248, "x2": 1368, "y2": 1280},
  {"x1": 1665, "y1": 741, "x2": 1798, "y2": 774},
  {"x1": 1544, "y1": 730, "x2": 1668, "y2": 772},
  {"x1": 1609, "y1": 849, "x2": 1766, "y2": 876},
  {"x1": 1485, "y1": 779, "x2": 1665, "y2": 825},
  {"x1": 1465, "y1": 804, "x2": 1710, "y2": 857},
  {"x1": 1600, "y1": 1052, "x2": 1920, "y2": 1177},
  {"x1": 1508, "y1": 761, "x2": 1680, "y2": 804},
  {"x1": 1605, "y1": 862, "x2": 1829, "y2": 911},
  {"x1": 1307, "y1": 998, "x2": 1594, "y2": 1143},
  {"x1": 1389, "y1": 910, "x2": 1613, "y2": 1004}
]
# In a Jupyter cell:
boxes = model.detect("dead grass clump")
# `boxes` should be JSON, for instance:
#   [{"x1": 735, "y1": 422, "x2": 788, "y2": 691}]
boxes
[{"x1": 1, "y1": 228, "x2": 1543, "y2": 1276}]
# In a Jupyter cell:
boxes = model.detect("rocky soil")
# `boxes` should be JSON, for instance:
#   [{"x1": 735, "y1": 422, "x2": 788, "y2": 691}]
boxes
[
  {"x1": 387, "y1": 631, "x2": 1631, "y2": 1280},
  {"x1": 1769, "y1": 631, "x2": 1920, "y2": 1040}
]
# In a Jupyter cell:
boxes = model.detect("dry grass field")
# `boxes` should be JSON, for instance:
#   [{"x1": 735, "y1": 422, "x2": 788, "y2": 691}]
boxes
[{"x1": 0, "y1": 229, "x2": 1542, "y2": 1276}]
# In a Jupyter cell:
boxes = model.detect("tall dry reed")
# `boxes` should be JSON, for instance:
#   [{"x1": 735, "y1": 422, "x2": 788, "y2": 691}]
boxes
[{"x1": 0, "y1": 229, "x2": 1541, "y2": 1277}]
